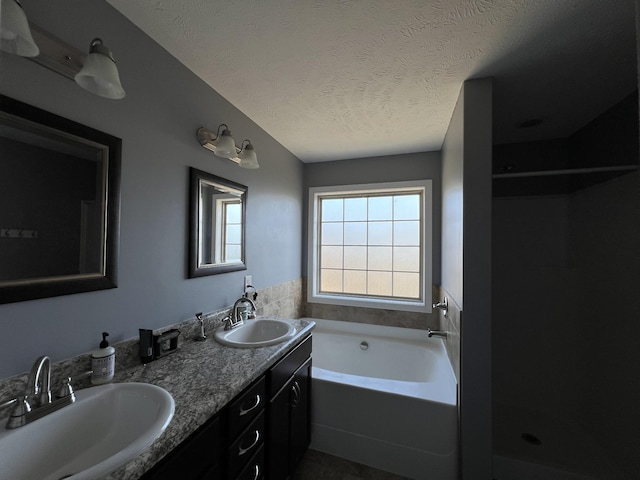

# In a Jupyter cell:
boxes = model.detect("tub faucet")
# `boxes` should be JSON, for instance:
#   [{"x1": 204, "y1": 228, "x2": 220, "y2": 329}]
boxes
[
  {"x1": 432, "y1": 298, "x2": 448, "y2": 314},
  {"x1": 427, "y1": 328, "x2": 448, "y2": 339}
]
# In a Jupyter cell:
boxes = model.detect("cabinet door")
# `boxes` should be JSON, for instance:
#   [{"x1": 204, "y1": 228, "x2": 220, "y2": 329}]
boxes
[
  {"x1": 267, "y1": 358, "x2": 312, "y2": 480},
  {"x1": 141, "y1": 414, "x2": 221, "y2": 480},
  {"x1": 289, "y1": 358, "x2": 311, "y2": 473},
  {"x1": 267, "y1": 383, "x2": 290, "y2": 480}
]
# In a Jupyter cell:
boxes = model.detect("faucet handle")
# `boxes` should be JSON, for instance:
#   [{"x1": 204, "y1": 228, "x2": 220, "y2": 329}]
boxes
[
  {"x1": 432, "y1": 297, "x2": 448, "y2": 313},
  {"x1": 56, "y1": 378, "x2": 74, "y2": 399},
  {"x1": 0, "y1": 397, "x2": 18, "y2": 411},
  {"x1": 56, "y1": 371, "x2": 92, "y2": 399},
  {"x1": 5, "y1": 396, "x2": 32, "y2": 429}
]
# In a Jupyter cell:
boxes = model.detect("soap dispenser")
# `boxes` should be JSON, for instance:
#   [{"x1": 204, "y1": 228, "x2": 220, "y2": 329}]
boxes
[{"x1": 91, "y1": 331, "x2": 115, "y2": 385}]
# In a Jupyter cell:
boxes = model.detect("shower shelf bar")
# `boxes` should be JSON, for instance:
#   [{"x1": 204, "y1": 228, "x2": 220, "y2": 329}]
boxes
[{"x1": 493, "y1": 165, "x2": 638, "y2": 179}]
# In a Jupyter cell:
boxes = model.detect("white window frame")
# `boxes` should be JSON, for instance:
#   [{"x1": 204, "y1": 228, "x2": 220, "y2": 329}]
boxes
[
  {"x1": 307, "y1": 180, "x2": 432, "y2": 313},
  {"x1": 215, "y1": 198, "x2": 242, "y2": 264}
]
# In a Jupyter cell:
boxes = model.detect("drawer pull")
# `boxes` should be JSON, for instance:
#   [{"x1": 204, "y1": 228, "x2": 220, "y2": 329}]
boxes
[
  {"x1": 239, "y1": 394, "x2": 261, "y2": 416},
  {"x1": 238, "y1": 430, "x2": 260, "y2": 456},
  {"x1": 251, "y1": 464, "x2": 260, "y2": 480}
]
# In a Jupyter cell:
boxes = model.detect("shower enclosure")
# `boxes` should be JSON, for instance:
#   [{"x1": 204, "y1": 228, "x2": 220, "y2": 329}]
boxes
[{"x1": 491, "y1": 89, "x2": 640, "y2": 479}]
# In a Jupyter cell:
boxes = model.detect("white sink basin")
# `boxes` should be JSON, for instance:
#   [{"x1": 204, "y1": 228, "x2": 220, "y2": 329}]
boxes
[
  {"x1": 0, "y1": 382, "x2": 174, "y2": 480},
  {"x1": 214, "y1": 318, "x2": 296, "y2": 347}
]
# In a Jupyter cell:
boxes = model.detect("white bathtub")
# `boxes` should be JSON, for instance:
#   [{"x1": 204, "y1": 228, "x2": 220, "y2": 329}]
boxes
[{"x1": 306, "y1": 318, "x2": 458, "y2": 480}]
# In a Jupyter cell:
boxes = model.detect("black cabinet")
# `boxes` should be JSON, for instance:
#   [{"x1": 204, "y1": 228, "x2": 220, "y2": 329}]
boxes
[
  {"x1": 140, "y1": 335, "x2": 311, "y2": 480},
  {"x1": 140, "y1": 413, "x2": 222, "y2": 480},
  {"x1": 266, "y1": 336, "x2": 312, "y2": 480}
]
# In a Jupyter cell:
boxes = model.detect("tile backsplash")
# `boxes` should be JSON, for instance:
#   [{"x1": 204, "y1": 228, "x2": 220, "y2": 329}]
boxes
[
  {"x1": 303, "y1": 281, "x2": 440, "y2": 330},
  {"x1": 255, "y1": 277, "x2": 304, "y2": 319},
  {"x1": 0, "y1": 278, "x2": 304, "y2": 413},
  {"x1": 438, "y1": 286, "x2": 461, "y2": 383}
]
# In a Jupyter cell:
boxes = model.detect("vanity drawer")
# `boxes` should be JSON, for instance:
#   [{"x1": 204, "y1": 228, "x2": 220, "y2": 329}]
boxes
[
  {"x1": 228, "y1": 376, "x2": 265, "y2": 438},
  {"x1": 234, "y1": 445, "x2": 264, "y2": 480},
  {"x1": 227, "y1": 411, "x2": 265, "y2": 479},
  {"x1": 269, "y1": 335, "x2": 312, "y2": 397}
]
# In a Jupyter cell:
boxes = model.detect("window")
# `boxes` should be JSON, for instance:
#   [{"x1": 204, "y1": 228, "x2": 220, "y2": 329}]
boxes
[{"x1": 308, "y1": 180, "x2": 432, "y2": 312}]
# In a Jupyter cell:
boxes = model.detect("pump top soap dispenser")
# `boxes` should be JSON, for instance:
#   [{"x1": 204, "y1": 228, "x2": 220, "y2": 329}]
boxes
[{"x1": 91, "y1": 331, "x2": 115, "y2": 385}]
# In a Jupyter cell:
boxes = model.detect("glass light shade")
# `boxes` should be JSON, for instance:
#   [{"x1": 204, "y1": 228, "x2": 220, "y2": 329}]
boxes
[
  {"x1": 74, "y1": 39, "x2": 125, "y2": 100},
  {"x1": 0, "y1": 0, "x2": 39, "y2": 57},
  {"x1": 213, "y1": 129, "x2": 237, "y2": 158},
  {"x1": 238, "y1": 143, "x2": 259, "y2": 169}
]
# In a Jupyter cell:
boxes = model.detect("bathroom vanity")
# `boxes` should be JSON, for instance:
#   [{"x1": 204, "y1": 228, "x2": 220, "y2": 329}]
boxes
[{"x1": 136, "y1": 326, "x2": 312, "y2": 480}]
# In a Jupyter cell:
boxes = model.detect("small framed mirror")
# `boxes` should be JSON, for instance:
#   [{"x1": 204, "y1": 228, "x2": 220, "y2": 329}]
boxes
[
  {"x1": 189, "y1": 168, "x2": 247, "y2": 277},
  {"x1": 0, "y1": 94, "x2": 121, "y2": 304}
]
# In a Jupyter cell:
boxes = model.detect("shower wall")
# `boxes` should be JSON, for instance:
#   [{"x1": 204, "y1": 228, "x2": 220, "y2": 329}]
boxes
[
  {"x1": 493, "y1": 157, "x2": 639, "y2": 479},
  {"x1": 492, "y1": 194, "x2": 586, "y2": 419},
  {"x1": 567, "y1": 171, "x2": 640, "y2": 479}
]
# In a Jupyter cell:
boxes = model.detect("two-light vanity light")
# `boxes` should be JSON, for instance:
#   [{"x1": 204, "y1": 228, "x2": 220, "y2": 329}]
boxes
[
  {"x1": 197, "y1": 125, "x2": 259, "y2": 169},
  {"x1": 0, "y1": 0, "x2": 125, "y2": 99}
]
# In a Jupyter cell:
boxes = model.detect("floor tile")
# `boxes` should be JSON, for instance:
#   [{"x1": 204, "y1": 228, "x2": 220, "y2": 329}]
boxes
[{"x1": 293, "y1": 449, "x2": 410, "y2": 480}]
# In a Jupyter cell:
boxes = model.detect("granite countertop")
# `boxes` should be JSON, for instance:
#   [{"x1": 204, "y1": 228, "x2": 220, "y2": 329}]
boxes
[{"x1": 101, "y1": 317, "x2": 315, "y2": 480}]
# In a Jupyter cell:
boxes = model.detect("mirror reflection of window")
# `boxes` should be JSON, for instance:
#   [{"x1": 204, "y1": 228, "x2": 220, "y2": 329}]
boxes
[
  {"x1": 198, "y1": 179, "x2": 244, "y2": 267},
  {"x1": 218, "y1": 199, "x2": 242, "y2": 263}
]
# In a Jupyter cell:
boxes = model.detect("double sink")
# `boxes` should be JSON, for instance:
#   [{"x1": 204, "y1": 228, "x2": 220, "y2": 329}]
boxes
[{"x1": 0, "y1": 318, "x2": 296, "y2": 479}]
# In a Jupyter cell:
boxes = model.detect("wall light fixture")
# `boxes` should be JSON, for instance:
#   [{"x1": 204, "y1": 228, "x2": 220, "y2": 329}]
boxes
[
  {"x1": 0, "y1": 0, "x2": 125, "y2": 99},
  {"x1": 74, "y1": 38, "x2": 125, "y2": 99},
  {"x1": 197, "y1": 125, "x2": 260, "y2": 169},
  {"x1": 0, "y1": 0, "x2": 39, "y2": 56}
]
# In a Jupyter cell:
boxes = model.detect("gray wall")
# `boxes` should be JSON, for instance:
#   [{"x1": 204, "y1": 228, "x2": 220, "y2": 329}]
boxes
[
  {"x1": 442, "y1": 78, "x2": 493, "y2": 479},
  {"x1": 0, "y1": 0, "x2": 303, "y2": 379}
]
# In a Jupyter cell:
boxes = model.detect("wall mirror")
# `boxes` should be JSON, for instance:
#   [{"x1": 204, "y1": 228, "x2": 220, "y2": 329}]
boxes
[
  {"x1": 189, "y1": 167, "x2": 247, "y2": 277},
  {"x1": 0, "y1": 95, "x2": 121, "y2": 304}
]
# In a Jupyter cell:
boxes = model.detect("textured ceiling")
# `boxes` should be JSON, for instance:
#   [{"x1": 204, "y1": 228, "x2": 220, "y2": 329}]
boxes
[{"x1": 106, "y1": 0, "x2": 637, "y2": 162}]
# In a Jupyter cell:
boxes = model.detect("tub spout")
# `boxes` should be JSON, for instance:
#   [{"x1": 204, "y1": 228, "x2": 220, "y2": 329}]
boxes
[{"x1": 427, "y1": 328, "x2": 448, "y2": 339}]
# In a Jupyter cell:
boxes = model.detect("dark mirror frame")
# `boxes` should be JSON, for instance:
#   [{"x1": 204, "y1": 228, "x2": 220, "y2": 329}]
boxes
[
  {"x1": 189, "y1": 167, "x2": 247, "y2": 277},
  {"x1": 0, "y1": 94, "x2": 121, "y2": 304}
]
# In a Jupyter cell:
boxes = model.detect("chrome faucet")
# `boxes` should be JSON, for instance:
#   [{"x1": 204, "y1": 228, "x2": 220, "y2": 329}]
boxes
[
  {"x1": 432, "y1": 298, "x2": 448, "y2": 314},
  {"x1": 224, "y1": 296, "x2": 257, "y2": 330},
  {"x1": 27, "y1": 356, "x2": 51, "y2": 407},
  {"x1": 427, "y1": 328, "x2": 448, "y2": 339},
  {"x1": 0, "y1": 356, "x2": 77, "y2": 429}
]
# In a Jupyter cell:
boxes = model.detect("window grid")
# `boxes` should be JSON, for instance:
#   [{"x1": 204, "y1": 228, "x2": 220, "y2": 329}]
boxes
[{"x1": 318, "y1": 191, "x2": 422, "y2": 301}]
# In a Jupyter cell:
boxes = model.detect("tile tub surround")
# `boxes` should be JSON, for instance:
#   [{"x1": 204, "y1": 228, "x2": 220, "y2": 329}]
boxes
[
  {"x1": 439, "y1": 286, "x2": 461, "y2": 384},
  {"x1": 0, "y1": 317, "x2": 315, "y2": 480},
  {"x1": 304, "y1": 281, "x2": 441, "y2": 330}
]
